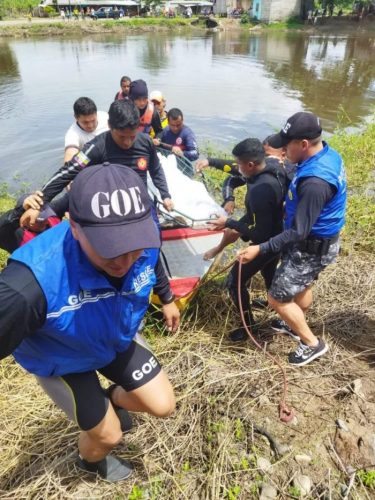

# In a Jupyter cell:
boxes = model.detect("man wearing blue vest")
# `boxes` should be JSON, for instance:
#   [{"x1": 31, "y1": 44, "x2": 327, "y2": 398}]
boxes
[
  {"x1": 0, "y1": 164, "x2": 177, "y2": 482},
  {"x1": 237, "y1": 112, "x2": 346, "y2": 366}
]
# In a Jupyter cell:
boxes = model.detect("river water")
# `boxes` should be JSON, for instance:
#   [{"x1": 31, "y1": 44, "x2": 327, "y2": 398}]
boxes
[{"x1": 0, "y1": 30, "x2": 374, "y2": 190}]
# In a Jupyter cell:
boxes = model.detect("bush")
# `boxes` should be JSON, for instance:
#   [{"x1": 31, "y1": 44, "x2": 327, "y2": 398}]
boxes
[{"x1": 43, "y1": 6, "x2": 58, "y2": 17}]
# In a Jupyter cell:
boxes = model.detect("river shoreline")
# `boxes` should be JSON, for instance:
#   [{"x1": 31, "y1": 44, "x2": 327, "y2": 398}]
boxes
[{"x1": 0, "y1": 16, "x2": 374, "y2": 38}]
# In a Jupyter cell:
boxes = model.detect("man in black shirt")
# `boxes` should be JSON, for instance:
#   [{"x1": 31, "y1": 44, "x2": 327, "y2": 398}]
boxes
[
  {"x1": 207, "y1": 139, "x2": 287, "y2": 341},
  {"x1": 20, "y1": 100, "x2": 177, "y2": 317}
]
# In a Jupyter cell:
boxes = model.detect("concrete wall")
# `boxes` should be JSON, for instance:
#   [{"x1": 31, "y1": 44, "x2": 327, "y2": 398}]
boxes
[
  {"x1": 269, "y1": 0, "x2": 301, "y2": 21},
  {"x1": 214, "y1": 0, "x2": 251, "y2": 15},
  {"x1": 253, "y1": 0, "x2": 301, "y2": 22}
]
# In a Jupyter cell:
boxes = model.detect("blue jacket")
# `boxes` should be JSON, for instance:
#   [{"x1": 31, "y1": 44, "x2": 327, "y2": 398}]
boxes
[
  {"x1": 285, "y1": 143, "x2": 346, "y2": 238},
  {"x1": 161, "y1": 125, "x2": 199, "y2": 161},
  {"x1": 11, "y1": 222, "x2": 158, "y2": 377}
]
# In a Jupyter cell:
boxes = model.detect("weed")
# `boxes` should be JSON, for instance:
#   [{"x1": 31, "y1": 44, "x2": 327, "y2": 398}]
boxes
[
  {"x1": 357, "y1": 469, "x2": 375, "y2": 489},
  {"x1": 234, "y1": 418, "x2": 245, "y2": 441},
  {"x1": 288, "y1": 485, "x2": 301, "y2": 498},
  {"x1": 226, "y1": 484, "x2": 241, "y2": 500},
  {"x1": 128, "y1": 484, "x2": 145, "y2": 500}
]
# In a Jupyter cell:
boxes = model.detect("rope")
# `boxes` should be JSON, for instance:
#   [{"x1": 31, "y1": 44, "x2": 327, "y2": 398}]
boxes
[
  {"x1": 188, "y1": 255, "x2": 295, "y2": 423},
  {"x1": 237, "y1": 257, "x2": 295, "y2": 423}
]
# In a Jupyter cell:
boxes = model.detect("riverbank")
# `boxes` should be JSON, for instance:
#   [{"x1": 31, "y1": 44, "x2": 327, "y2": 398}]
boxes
[
  {"x1": 0, "y1": 123, "x2": 374, "y2": 498},
  {"x1": 1, "y1": 15, "x2": 374, "y2": 38}
]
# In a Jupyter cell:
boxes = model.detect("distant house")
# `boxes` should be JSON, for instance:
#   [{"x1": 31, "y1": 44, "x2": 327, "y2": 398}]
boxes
[
  {"x1": 252, "y1": 0, "x2": 302, "y2": 22},
  {"x1": 214, "y1": 0, "x2": 252, "y2": 16}
]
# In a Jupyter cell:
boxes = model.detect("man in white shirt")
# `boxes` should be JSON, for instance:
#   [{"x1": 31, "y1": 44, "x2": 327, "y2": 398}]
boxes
[{"x1": 64, "y1": 97, "x2": 109, "y2": 162}]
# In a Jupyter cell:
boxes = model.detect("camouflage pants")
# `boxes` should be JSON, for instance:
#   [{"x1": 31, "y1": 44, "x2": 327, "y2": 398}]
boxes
[{"x1": 268, "y1": 241, "x2": 340, "y2": 303}]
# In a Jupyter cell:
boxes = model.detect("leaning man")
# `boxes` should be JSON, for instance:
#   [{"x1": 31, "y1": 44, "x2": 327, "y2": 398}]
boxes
[
  {"x1": 238, "y1": 112, "x2": 346, "y2": 366},
  {"x1": 0, "y1": 164, "x2": 177, "y2": 482}
]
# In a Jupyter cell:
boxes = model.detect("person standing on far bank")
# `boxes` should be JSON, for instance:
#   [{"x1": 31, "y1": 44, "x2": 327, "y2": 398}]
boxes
[{"x1": 238, "y1": 112, "x2": 347, "y2": 366}]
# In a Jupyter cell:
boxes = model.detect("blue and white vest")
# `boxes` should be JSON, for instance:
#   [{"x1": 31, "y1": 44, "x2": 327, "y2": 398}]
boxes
[
  {"x1": 285, "y1": 143, "x2": 346, "y2": 238},
  {"x1": 11, "y1": 221, "x2": 158, "y2": 377}
]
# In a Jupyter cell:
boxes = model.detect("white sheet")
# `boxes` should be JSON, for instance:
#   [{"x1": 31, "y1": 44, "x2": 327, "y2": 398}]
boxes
[{"x1": 148, "y1": 153, "x2": 226, "y2": 222}]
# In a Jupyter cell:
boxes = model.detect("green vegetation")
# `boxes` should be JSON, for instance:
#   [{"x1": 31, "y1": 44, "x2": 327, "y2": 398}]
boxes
[
  {"x1": 357, "y1": 469, "x2": 375, "y2": 489},
  {"x1": 330, "y1": 120, "x2": 375, "y2": 252},
  {"x1": 0, "y1": 0, "x2": 39, "y2": 16},
  {"x1": 266, "y1": 16, "x2": 305, "y2": 30}
]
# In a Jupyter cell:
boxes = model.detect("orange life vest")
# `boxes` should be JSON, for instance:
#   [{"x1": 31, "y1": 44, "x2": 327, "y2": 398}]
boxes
[{"x1": 138, "y1": 101, "x2": 154, "y2": 134}]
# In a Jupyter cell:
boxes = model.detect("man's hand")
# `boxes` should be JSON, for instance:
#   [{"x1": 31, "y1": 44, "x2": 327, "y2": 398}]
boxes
[
  {"x1": 223, "y1": 200, "x2": 235, "y2": 215},
  {"x1": 237, "y1": 245, "x2": 261, "y2": 264},
  {"x1": 171, "y1": 146, "x2": 183, "y2": 157},
  {"x1": 162, "y1": 198, "x2": 174, "y2": 212},
  {"x1": 20, "y1": 208, "x2": 41, "y2": 228},
  {"x1": 208, "y1": 215, "x2": 227, "y2": 231},
  {"x1": 162, "y1": 302, "x2": 180, "y2": 332},
  {"x1": 153, "y1": 138, "x2": 161, "y2": 146},
  {"x1": 195, "y1": 158, "x2": 209, "y2": 173},
  {"x1": 22, "y1": 191, "x2": 44, "y2": 210}
]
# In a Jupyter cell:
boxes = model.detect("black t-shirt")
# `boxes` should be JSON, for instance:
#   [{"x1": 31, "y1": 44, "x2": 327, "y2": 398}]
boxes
[
  {"x1": 42, "y1": 131, "x2": 171, "y2": 202},
  {"x1": 225, "y1": 162, "x2": 287, "y2": 244}
]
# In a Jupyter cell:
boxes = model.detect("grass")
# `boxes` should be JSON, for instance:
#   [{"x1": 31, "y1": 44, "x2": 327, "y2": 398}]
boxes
[
  {"x1": 0, "y1": 17, "x2": 196, "y2": 38},
  {"x1": 0, "y1": 123, "x2": 374, "y2": 497}
]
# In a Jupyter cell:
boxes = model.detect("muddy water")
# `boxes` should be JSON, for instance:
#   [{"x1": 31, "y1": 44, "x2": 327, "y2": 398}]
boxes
[{"x1": 0, "y1": 30, "x2": 374, "y2": 190}]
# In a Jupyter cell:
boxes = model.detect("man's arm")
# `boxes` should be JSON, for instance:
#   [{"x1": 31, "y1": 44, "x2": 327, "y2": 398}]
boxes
[
  {"x1": 183, "y1": 129, "x2": 199, "y2": 162},
  {"x1": 0, "y1": 261, "x2": 46, "y2": 360},
  {"x1": 259, "y1": 177, "x2": 336, "y2": 255},
  {"x1": 225, "y1": 183, "x2": 278, "y2": 243},
  {"x1": 207, "y1": 158, "x2": 240, "y2": 174},
  {"x1": 222, "y1": 174, "x2": 246, "y2": 204},
  {"x1": 42, "y1": 139, "x2": 103, "y2": 203}
]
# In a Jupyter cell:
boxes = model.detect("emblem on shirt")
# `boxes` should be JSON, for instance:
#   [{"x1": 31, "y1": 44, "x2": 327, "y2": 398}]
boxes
[
  {"x1": 137, "y1": 157, "x2": 148, "y2": 171},
  {"x1": 288, "y1": 189, "x2": 293, "y2": 200},
  {"x1": 176, "y1": 137, "x2": 183, "y2": 146},
  {"x1": 223, "y1": 164, "x2": 232, "y2": 173}
]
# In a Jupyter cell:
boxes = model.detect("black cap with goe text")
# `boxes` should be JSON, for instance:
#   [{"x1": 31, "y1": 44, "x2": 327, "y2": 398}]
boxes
[
  {"x1": 69, "y1": 163, "x2": 161, "y2": 259},
  {"x1": 267, "y1": 112, "x2": 322, "y2": 149}
]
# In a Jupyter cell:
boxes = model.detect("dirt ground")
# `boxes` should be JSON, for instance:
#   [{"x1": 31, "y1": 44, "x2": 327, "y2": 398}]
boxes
[{"x1": 0, "y1": 250, "x2": 374, "y2": 499}]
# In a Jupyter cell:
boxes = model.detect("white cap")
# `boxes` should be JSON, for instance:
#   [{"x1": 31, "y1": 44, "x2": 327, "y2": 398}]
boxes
[{"x1": 150, "y1": 90, "x2": 164, "y2": 103}]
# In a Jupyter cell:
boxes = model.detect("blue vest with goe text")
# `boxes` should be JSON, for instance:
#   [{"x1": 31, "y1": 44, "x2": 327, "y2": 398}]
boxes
[
  {"x1": 11, "y1": 221, "x2": 158, "y2": 377},
  {"x1": 285, "y1": 143, "x2": 346, "y2": 238}
]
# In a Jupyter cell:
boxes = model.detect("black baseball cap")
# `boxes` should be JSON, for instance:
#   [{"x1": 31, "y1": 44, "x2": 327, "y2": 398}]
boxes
[
  {"x1": 69, "y1": 163, "x2": 160, "y2": 259},
  {"x1": 267, "y1": 112, "x2": 322, "y2": 148}
]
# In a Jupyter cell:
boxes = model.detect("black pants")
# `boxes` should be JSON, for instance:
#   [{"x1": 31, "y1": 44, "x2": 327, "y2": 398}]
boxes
[{"x1": 226, "y1": 253, "x2": 279, "y2": 324}]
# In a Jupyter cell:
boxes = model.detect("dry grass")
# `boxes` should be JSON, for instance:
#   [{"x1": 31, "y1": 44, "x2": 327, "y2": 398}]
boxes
[{"x1": 0, "y1": 250, "x2": 374, "y2": 499}]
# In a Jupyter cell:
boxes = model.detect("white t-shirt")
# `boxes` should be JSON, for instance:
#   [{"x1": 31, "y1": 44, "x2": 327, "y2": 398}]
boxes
[{"x1": 64, "y1": 111, "x2": 109, "y2": 150}]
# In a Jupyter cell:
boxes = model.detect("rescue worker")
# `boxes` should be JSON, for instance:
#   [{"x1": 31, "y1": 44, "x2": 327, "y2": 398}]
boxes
[
  {"x1": 150, "y1": 90, "x2": 168, "y2": 138},
  {"x1": 0, "y1": 193, "x2": 68, "y2": 253},
  {"x1": 157, "y1": 108, "x2": 199, "y2": 162},
  {"x1": 114, "y1": 76, "x2": 131, "y2": 101},
  {"x1": 0, "y1": 164, "x2": 177, "y2": 482},
  {"x1": 20, "y1": 100, "x2": 178, "y2": 315},
  {"x1": 207, "y1": 138, "x2": 288, "y2": 342},
  {"x1": 129, "y1": 79, "x2": 163, "y2": 137},
  {"x1": 238, "y1": 112, "x2": 347, "y2": 365}
]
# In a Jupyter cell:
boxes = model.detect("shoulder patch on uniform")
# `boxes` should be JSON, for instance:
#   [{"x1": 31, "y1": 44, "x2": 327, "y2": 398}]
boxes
[
  {"x1": 137, "y1": 157, "x2": 148, "y2": 171},
  {"x1": 223, "y1": 164, "x2": 232, "y2": 173},
  {"x1": 74, "y1": 151, "x2": 90, "y2": 168}
]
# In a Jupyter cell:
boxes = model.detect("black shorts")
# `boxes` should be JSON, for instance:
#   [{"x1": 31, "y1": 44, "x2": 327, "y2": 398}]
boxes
[
  {"x1": 269, "y1": 241, "x2": 340, "y2": 303},
  {"x1": 36, "y1": 333, "x2": 162, "y2": 431}
]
